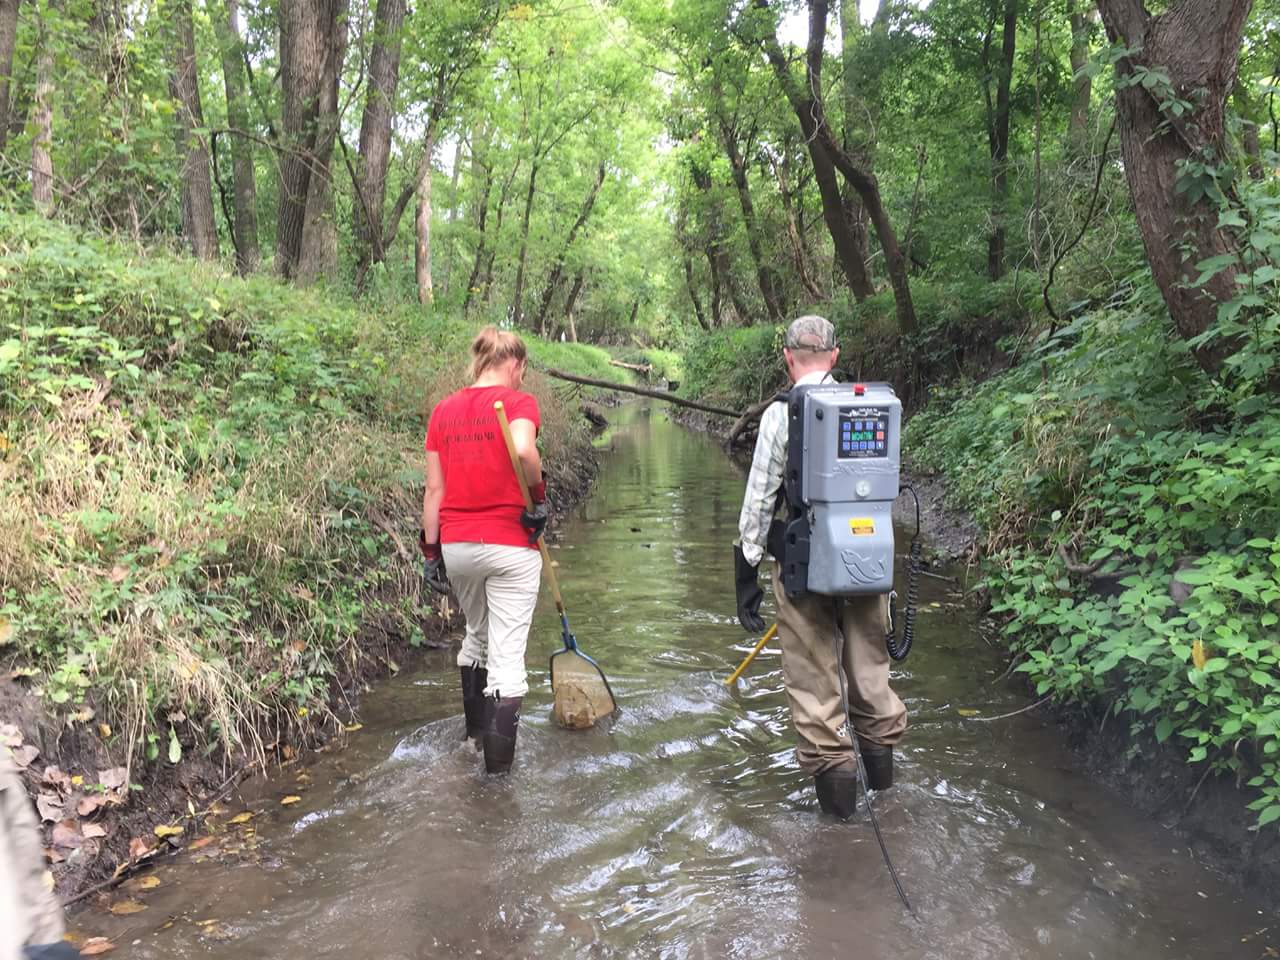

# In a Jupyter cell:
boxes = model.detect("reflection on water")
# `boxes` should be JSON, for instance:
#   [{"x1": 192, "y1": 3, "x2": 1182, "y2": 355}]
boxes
[{"x1": 82, "y1": 407, "x2": 1272, "y2": 959}]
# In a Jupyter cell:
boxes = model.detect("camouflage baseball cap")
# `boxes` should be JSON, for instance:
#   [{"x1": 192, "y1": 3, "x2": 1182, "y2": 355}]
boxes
[{"x1": 784, "y1": 314, "x2": 836, "y2": 351}]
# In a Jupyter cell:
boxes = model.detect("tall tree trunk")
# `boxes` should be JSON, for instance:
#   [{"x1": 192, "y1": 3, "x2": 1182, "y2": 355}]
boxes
[
  {"x1": 705, "y1": 243, "x2": 725, "y2": 327},
  {"x1": 170, "y1": 0, "x2": 218, "y2": 259},
  {"x1": 563, "y1": 269, "x2": 586, "y2": 342},
  {"x1": 479, "y1": 158, "x2": 522, "y2": 308},
  {"x1": 296, "y1": 0, "x2": 349, "y2": 284},
  {"x1": 753, "y1": 0, "x2": 916, "y2": 331},
  {"x1": 415, "y1": 128, "x2": 436, "y2": 305},
  {"x1": 770, "y1": 147, "x2": 824, "y2": 301},
  {"x1": 988, "y1": 0, "x2": 1017, "y2": 280},
  {"x1": 534, "y1": 161, "x2": 605, "y2": 335},
  {"x1": 690, "y1": 158, "x2": 753, "y2": 324},
  {"x1": 676, "y1": 206, "x2": 710, "y2": 330},
  {"x1": 1096, "y1": 0, "x2": 1252, "y2": 375},
  {"x1": 838, "y1": 0, "x2": 874, "y2": 291},
  {"x1": 715, "y1": 111, "x2": 786, "y2": 322},
  {"x1": 1067, "y1": 1, "x2": 1094, "y2": 152},
  {"x1": 683, "y1": 250, "x2": 709, "y2": 331},
  {"x1": 441, "y1": 137, "x2": 464, "y2": 296},
  {"x1": 462, "y1": 155, "x2": 494, "y2": 316},
  {"x1": 276, "y1": 0, "x2": 326, "y2": 277},
  {"x1": 510, "y1": 160, "x2": 539, "y2": 327},
  {"x1": 904, "y1": 143, "x2": 928, "y2": 268},
  {"x1": 31, "y1": 0, "x2": 55, "y2": 215},
  {"x1": 353, "y1": 0, "x2": 406, "y2": 283},
  {"x1": 216, "y1": 0, "x2": 259, "y2": 274},
  {"x1": 0, "y1": 0, "x2": 19, "y2": 154}
]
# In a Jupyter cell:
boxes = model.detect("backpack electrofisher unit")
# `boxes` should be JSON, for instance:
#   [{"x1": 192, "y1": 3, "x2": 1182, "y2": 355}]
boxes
[
  {"x1": 776, "y1": 381, "x2": 921, "y2": 662},
  {"x1": 780, "y1": 382, "x2": 901, "y2": 598}
]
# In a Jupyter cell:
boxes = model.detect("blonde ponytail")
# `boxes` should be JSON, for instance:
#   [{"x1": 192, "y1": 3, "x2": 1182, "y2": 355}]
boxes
[{"x1": 469, "y1": 325, "x2": 528, "y2": 381}]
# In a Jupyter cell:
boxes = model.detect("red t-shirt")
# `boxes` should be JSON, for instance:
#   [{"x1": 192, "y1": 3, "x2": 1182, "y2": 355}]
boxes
[{"x1": 425, "y1": 385, "x2": 541, "y2": 549}]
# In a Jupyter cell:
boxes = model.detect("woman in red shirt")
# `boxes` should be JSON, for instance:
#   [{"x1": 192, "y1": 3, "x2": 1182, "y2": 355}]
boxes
[{"x1": 422, "y1": 327, "x2": 547, "y2": 775}]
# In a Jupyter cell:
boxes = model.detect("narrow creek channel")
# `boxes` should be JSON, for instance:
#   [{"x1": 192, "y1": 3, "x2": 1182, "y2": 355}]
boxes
[{"x1": 79, "y1": 407, "x2": 1273, "y2": 959}]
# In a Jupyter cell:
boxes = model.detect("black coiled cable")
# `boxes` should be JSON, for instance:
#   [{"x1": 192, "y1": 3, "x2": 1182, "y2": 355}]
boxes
[{"x1": 886, "y1": 486, "x2": 922, "y2": 662}]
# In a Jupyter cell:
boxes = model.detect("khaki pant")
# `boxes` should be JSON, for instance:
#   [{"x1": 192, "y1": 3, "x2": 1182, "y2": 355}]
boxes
[
  {"x1": 1, "y1": 759, "x2": 65, "y2": 958},
  {"x1": 771, "y1": 566, "x2": 907, "y2": 776},
  {"x1": 443, "y1": 542, "x2": 543, "y2": 699}
]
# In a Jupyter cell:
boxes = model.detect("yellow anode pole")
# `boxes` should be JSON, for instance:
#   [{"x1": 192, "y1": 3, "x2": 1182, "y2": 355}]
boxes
[{"x1": 724, "y1": 623, "x2": 778, "y2": 686}]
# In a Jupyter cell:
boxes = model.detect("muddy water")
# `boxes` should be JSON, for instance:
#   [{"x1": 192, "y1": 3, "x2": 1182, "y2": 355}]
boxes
[{"x1": 83, "y1": 408, "x2": 1272, "y2": 959}]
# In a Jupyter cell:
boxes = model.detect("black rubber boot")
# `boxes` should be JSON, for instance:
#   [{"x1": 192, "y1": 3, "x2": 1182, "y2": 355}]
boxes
[
  {"x1": 814, "y1": 765, "x2": 859, "y2": 820},
  {"x1": 460, "y1": 665, "x2": 488, "y2": 748},
  {"x1": 482, "y1": 695, "x2": 523, "y2": 775},
  {"x1": 857, "y1": 738, "x2": 894, "y2": 791}
]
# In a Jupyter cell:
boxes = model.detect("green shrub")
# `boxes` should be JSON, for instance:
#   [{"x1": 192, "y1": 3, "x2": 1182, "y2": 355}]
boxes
[
  {"x1": 907, "y1": 249, "x2": 1280, "y2": 827},
  {"x1": 0, "y1": 211, "x2": 613, "y2": 766}
]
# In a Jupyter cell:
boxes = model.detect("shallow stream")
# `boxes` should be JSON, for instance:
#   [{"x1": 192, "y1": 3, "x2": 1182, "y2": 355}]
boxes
[{"x1": 79, "y1": 408, "x2": 1273, "y2": 959}]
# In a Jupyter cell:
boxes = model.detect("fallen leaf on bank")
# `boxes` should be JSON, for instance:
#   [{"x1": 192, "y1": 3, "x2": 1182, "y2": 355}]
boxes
[
  {"x1": 98, "y1": 767, "x2": 127, "y2": 791},
  {"x1": 127, "y1": 837, "x2": 154, "y2": 860},
  {"x1": 108, "y1": 899, "x2": 147, "y2": 916},
  {"x1": 70, "y1": 707, "x2": 95, "y2": 724},
  {"x1": 37, "y1": 793, "x2": 65, "y2": 822},
  {"x1": 0, "y1": 723, "x2": 21, "y2": 746},
  {"x1": 9, "y1": 666, "x2": 39, "y2": 680},
  {"x1": 77, "y1": 794, "x2": 107, "y2": 817},
  {"x1": 126, "y1": 875, "x2": 161, "y2": 892},
  {"x1": 0, "y1": 619, "x2": 12, "y2": 646},
  {"x1": 957, "y1": 708, "x2": 981, "y2": 718},
  {"x1": 153, "y1": 823, "x2": 183, "y2": 839},
  {"x1": 343, "y1": 723, "x2": 363, "y2": 733},
  {"x1": 70, "y1": 774, "x2": 84, "y2": 787},
  {"x1": 80, "y1": 936, "x2": 116, "y2": 955},
  {"x1": 44, "y1": 846, "x2": 66, "y2": 864},
  {"x1": 280, "y1": 795, "x2": 301, "y2": 806},
  {"x1": 187, "y1": 836, "x2": 216, "y2": 851},
  {"x1": 295, "y1": 772, "x2": 311, "y2": 785},
  {"x1": 42, "y1": 765, "x2": 72, "y2": 792},
  {"x1": 81, "y1": 823, "x2": 108, "y2": 840},
  {"x1": 227, "y1": 812, "x2": 253, "y2": 825},
  {"x1": 51, "y1": 820, "x2": 82, "y2": 849},
  {"x1": 98, "y1": 723, "x2": 112, "y2": 738},
  {"x1": 198, "y1": 923, "x2": 232, "y2": 941},
  {"x1": 12, "y1": 744, "x2": 40, "y2": 769},
  {"x1": 1191, "y1": 638, "x2": 1208, "y2": 671}
]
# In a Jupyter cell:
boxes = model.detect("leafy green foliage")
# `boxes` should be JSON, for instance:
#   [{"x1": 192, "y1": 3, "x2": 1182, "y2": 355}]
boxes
[
  {"x1": 907, "y1": 225, "x2": 1280, "y2": 827},
  {"x1": 0, "y1": 211, "x2": 622, "y2": 763}
]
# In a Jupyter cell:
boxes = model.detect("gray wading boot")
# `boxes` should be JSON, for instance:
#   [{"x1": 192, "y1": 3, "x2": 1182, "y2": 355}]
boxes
[
  {"x1": 483, "y1": 695, "x2": 523, "y2": 775},
  {"x1": 857, "y1": 738, "x2": 894, "y2": 791},
  {"x1": 460, "y1": 665, "x2": 488, "y2": 749},
  {"x1": 814, "y1": 765, "x2": 859, "y2": 820}
]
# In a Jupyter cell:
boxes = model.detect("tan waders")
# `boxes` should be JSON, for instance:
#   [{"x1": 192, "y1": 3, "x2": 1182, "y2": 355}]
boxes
[{"x1": 770, "y1": 566, "x2": 907, "y2": 814}]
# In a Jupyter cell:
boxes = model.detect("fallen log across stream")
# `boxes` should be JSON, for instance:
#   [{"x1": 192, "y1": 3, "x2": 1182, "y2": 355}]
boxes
[{"x1": 543, "y1": 368, "x2": 743, "y2": 419}]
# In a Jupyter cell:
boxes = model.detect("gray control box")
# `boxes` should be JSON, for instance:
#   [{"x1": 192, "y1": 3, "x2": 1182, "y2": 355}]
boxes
[{"x1": 783, "y1": 383, "x2": 901, "y2": 596}]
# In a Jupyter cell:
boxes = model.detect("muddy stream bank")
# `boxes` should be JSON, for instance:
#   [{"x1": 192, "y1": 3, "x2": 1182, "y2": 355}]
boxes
[{"x1": 71, "y1": 407, "x2": 1274, "y2": 959}]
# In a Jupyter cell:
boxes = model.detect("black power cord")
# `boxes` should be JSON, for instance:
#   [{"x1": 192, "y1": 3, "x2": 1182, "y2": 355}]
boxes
[{"x1": 886, "y1": 485, "x2": 923, "y2": 662}]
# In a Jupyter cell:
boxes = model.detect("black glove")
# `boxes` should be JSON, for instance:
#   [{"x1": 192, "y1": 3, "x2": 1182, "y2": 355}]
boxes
[
  {"x1": 520, "y1": 501, "x2": 549, "y2": 545},
  {"x1": 418, "y1": 531, "x2": 450, "y2": 595},
  {"x1": 734, "y1": 544, "x2": 766, "y2": 633}
]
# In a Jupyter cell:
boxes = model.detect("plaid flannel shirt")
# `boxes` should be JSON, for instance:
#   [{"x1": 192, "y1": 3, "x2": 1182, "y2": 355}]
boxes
[{"x1": 736, "y1": 370, "x2": 833, "y2": 566}]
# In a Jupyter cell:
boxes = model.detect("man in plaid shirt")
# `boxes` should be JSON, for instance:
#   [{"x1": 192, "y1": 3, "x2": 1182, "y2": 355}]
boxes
[{"x1": 734, "y1": 315, "x2": 907, "y2": 820}]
